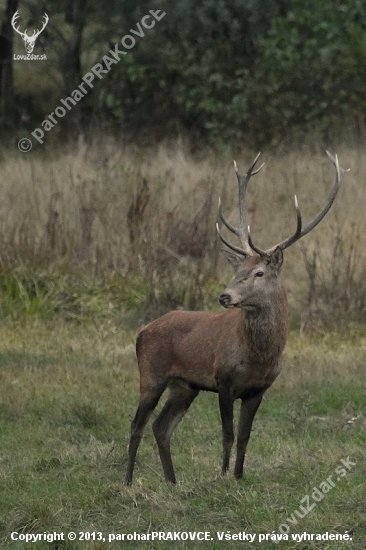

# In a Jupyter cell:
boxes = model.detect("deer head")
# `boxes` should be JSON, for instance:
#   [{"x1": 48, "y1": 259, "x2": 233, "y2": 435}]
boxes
[
  {"x1": 218, "y1": 252, "x2": 284, "y2": 310},
  {"x1": 217, "y1": 151, "x2": 349, "y2": 308},
  {"x1": 12, "y1": 11, "x2": 49, "y2": 54}
]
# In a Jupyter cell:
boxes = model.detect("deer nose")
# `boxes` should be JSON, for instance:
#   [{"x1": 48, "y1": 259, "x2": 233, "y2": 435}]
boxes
[{"x1": 219, "y1": 293, "x2": 231, "y2": 307}]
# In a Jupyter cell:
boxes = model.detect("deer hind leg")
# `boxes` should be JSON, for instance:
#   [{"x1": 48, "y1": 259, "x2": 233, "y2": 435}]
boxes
[
  {"x1": 152, "y1": 384, "x2": 199, "y2": 483},
  {"x1": 218, "y1": 384, "x2": 235, "y2": 475},
  {"x1": 234, "y1": 393, "x2": 263, "y2": 480},
  {"x1": 125, "y1": 386, "x2": 165, "y2": 485}
]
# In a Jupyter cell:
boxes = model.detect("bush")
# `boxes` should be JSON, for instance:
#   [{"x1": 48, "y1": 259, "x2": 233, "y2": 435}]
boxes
[{"x1": 7, "y1": 0, "x2": 366, "y2": 148}]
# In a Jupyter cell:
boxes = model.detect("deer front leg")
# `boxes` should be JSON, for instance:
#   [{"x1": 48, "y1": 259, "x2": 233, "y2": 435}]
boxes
[
  {"x1": 234, "y1": 393, "x2": 263, "y2": 480},
  {"x1": 218, "y1": 384, "x2": 235, "y2": 475}
]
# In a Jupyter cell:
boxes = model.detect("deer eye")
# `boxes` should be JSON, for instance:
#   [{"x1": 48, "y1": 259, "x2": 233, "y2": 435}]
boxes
[{"x1": 255, "y1": 271, "x2": 264, "y2": 277}]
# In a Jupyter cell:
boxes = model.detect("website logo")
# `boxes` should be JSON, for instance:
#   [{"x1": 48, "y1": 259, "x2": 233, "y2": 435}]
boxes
[{"x1": 12, "y1": 10, "x2": 48, "y2": 59}]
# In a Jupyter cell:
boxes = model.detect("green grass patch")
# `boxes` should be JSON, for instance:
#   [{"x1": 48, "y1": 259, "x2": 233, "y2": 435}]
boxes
[{"x1": 0, "y1": 323, "x2": 364, "y2": 549}]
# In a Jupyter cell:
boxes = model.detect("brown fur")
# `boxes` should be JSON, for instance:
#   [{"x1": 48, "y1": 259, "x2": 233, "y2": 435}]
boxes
[{"x1": 125, "y1": 252, "x2": 288, "y2": 484}]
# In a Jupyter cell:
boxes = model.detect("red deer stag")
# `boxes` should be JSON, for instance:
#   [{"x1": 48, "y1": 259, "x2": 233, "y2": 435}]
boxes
[{"x1": 125, "y1": 151, "x2": 348, "y2": 485}]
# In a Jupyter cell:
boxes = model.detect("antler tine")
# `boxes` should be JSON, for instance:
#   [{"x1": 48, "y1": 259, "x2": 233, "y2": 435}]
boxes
[
  {"x1": 33, "y1": 13, "x2": 49, "y2": 38},
  {"x1": 249, "y1": 151, "x2": 349, "y2": 257},
  {"x1": 216, "y1": 223, "x2": 249, "y2": 256},
  {"x1": 11, "y1": 11, "x2": 25, "y2": 36},
  {"x1": 40, "y1": 13, "x2": 49, "y2": 31},
  {"x1": 217, "y1": 153, "x2": 264, "y2": 257},
  {"x1": 12, "y1": 10, "x2": 19, "y2": 24},
  {"x1": 325, "y1": 150, "x2": 350, "y2": 180},
  {"x1": 235, "y1": 153, "x2": 264, "y2": 250},
  {"x1": 218, "y1": 197, "x2": 238, "y2": 235},
  {"x1": 244, "y1": 151, "x2": 266, "y2": 177}
]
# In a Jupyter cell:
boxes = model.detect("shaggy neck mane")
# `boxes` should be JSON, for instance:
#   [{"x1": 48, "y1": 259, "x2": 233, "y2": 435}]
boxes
[{"x1": 243, "y1": 285, "x2": 288, "y2": 364}]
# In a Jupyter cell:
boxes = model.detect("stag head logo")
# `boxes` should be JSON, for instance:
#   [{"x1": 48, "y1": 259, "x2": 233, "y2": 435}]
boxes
[{"x1": 12, "y1": 11, "x2": 49, "y2": 54}]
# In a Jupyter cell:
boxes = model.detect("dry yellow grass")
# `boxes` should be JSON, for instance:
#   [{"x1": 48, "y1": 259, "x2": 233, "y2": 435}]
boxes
[{"x1": 0, "y1": 138, "x2": 365, "y2": 328}]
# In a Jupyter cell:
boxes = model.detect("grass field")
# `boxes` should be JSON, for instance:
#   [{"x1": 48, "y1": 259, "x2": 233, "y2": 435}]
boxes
[
  {"x1": 0, "y1": 141, "x2": 364, "y2": 548},
  {"x1": 0, "y1": 320, "x2": 364, "y2": 549}
]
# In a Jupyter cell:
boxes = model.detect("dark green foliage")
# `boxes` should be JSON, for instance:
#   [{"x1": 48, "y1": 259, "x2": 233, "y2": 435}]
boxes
[
  {"x1": 253, "y1": 0, "x2": 366, "y2": 143},
  {"x1": 4, "y1": 0, "x2": 366, "y2": 147},
  {"x1": 90, "y1": 0, "x2": 366, "y2": 146}
]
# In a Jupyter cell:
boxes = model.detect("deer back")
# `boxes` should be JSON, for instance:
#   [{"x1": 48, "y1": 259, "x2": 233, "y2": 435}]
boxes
[{"x1": 136, "y1": 253, "x2": 288, "y2": 396}]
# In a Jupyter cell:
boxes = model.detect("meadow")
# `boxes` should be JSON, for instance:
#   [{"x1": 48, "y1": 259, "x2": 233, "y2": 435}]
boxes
[
  {"x1": 0, "y1": 322, "x2": 364, "y2": 549},
  {"x1": 0, "y1": 141, "x2": 365, "y2": 548}
]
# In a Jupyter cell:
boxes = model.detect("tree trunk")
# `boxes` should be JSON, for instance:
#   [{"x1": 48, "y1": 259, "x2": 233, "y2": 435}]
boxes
[
  {"x1": 0, "y1": 0, "x2": 19, "y2": 135},
  {"x1": 59, "y1": 0, "x2": 88, "y2": 131}
]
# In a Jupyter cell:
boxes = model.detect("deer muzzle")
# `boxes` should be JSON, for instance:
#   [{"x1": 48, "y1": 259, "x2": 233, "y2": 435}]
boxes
[{"x1": 219, "y1": 293, "x2": 234, "y2": 307}]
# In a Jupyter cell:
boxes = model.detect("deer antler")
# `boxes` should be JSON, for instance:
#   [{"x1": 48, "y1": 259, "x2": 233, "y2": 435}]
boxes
[
  {"x1": 33, "y1": 13, "x2": 49, "y2": 39},
  {"x1": 11, "y1": 11, "x2": 48, "y2": 40},
  {"x1": 216, "y1": 152, "x2": 265, "y2": 257},
  {"x1": 11, "y1": 11, "x2": 26, "y2": 39},
  {"x1": 248, "y1": 151, "x2": 350, "y2": 257}
]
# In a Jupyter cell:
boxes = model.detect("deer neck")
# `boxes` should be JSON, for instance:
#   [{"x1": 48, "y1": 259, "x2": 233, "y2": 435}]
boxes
[{"x1": 241, "y1": 286, "x2": 288, "y2": 364}]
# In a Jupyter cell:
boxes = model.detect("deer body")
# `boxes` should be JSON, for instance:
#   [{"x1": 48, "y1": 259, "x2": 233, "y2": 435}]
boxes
[
  {"x1": 137, "y1": 295, "x2": 287, "y2": 396},
  {"x1": 126, "y1": 254, "x2": 288, "y2": 484},
  {"x1": 125, "y1": 152, "x2": 348, "y2": 485}
]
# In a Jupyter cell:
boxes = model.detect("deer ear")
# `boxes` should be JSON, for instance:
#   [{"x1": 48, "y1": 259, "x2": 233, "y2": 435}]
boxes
[
  {"x1": 221, "y1": 249, "x2": 244, "y2": 270},
  {"x1": 269, "y1": 247, "x2": 283, "y2": 272}
]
